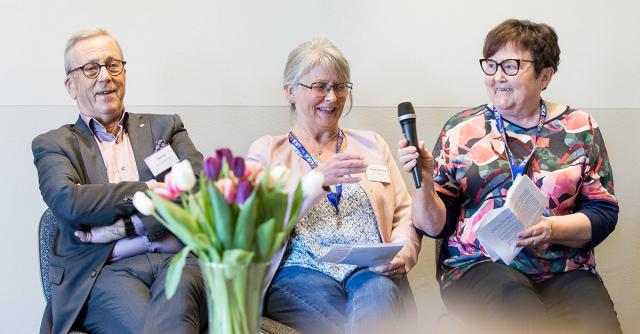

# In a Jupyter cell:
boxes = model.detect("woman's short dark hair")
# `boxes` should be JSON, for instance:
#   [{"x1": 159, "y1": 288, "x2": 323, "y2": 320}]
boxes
[{"x1": 483, "y1": 19, "x2": 560, "y2": 75}]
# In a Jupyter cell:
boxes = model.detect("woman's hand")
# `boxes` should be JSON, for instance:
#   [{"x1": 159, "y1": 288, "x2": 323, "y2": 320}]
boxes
[
  {"x1": 370, "y1": 256, "x2": 407, "y2": 280},
  {"x1": 315, "y1": 153, "x2": 367, "y2": 187},
  {"x1": 515, "y1": 217, "x2": 554, "y2": 249},
  {"x1": 397, "y1": 139, "x2": 434, "y2": 178}
]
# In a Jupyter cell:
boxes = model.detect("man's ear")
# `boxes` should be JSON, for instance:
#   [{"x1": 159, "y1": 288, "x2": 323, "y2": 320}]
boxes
[
  {"x1": 64, "y1": 75, "x2": 77, "y2": 100},
  {"x1": 284, "y1": 84, "x2": 295, "y2": 104}
]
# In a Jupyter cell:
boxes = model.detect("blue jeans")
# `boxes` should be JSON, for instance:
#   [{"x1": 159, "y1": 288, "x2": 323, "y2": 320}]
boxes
[{"x1": 264, "y1": 266, "x2": 404, "y2": 334}]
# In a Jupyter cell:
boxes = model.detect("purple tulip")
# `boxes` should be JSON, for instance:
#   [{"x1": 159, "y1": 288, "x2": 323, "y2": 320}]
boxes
[
  {"x1": 232, "y1": 156, "x2": 245, "y2": 179},
  {"x1": 204, "y1": 156, "x2": 221, "y2": 180},
  {"x1": 216, "y1": 148, "x2": 233, "y2": 167},
  {"x1": 235, "y1": 180, "x2": 253, "y2": 205}
]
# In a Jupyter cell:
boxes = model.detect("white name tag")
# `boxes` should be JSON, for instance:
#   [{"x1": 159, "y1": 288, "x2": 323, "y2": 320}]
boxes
[
  {"x1": 144, "y1": 145, "x2": 179, "y2": 177},
  {"x1": 366, "y1": 164, "x2": 390, "y2": 183}
]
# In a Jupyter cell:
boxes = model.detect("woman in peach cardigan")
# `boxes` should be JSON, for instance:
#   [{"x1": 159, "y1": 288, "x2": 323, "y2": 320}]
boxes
[{"x1": 248, "y1": 38, "x2": 421, "y2": 334}]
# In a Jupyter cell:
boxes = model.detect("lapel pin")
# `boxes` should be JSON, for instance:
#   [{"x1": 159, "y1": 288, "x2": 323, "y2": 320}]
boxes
[{"x1": 139, "y1": 123, "x2": 145, "y2": 128}]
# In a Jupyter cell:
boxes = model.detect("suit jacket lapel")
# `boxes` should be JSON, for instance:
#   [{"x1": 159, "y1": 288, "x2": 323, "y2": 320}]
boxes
[
  {"x1": 72, "y1": 117, "x2": 108, "y2": 184},
  {"x1": 127, "y1": 113, "x2": 155, "y2": 181}
]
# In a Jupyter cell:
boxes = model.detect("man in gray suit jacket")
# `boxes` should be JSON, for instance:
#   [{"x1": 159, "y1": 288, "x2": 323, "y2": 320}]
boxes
[{"x1": 32, "y1": 28, "x2": 207, "y2": 334}]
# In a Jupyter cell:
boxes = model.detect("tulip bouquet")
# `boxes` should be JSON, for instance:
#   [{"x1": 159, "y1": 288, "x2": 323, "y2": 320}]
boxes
[{"x1": 133, "y1": 148, "x2": 323, "y2": 334}]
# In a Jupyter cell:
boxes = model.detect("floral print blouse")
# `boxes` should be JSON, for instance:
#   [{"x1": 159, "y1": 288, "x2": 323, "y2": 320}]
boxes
[
  {"x1": 283, "y1": 183, "x2": 381, "y2": 282},
  {"x1": 432, "y1": 104, "x2": 618, "y2": 288}
]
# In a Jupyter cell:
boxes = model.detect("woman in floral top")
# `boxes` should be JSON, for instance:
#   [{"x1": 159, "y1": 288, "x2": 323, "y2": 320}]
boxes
[{"x1": 398, "y1": 19, "x2": 620, "y2": 333}]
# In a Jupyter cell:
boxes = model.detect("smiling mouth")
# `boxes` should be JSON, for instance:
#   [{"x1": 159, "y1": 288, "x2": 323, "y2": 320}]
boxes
[
  {"x1": 96, "y1": 90, "x2": 115, "y2": 96},
  {"x1": 496, "y1": 87, "x2": 512, "y2": 92},
  {"x1": 317, "y1": 107, "x2": 336, "y2": 113}
]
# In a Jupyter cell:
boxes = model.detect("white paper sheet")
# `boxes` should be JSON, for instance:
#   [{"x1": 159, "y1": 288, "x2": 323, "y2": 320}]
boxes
[
  {"x1": 317, "y1": 243, "x2": 404, "y2": 267},
  {"x1": 476, "y1": 209, "x2": 524, "y2": 265},
  {"x1": 476, "y1": 175, "x2": 547, "y2": 265}
]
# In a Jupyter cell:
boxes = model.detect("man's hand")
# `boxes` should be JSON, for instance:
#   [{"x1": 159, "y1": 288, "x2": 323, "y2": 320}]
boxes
[
  {"x1": 370, "y1": 256, "x2": 407, "y2": 280},
  {"x1": 74, "y1": 219, "x2": 126, "y2": 243}
]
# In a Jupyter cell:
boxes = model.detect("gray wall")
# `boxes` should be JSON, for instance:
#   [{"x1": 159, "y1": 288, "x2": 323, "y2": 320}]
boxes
[{"x1": 1, "y1": 0, "x2": 639, "y2": 332}]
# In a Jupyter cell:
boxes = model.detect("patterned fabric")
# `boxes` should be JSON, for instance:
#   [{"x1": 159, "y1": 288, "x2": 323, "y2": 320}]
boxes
[
  {"x1": 433, "y1": 104, "x2": 617, "y2": 288},
  {"x1": 283, "y1": 183, "x2": 382, "y2": 282},
  {"x1": 39, "y1": 209, "x2": 57, "y2": 303}
]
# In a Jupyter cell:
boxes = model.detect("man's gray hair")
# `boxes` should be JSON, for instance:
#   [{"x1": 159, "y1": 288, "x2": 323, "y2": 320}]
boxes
[
  {"x1": 283, "y1": 38, "x2": 352, "y2": 114},
  {"x1": 64, "y1": 28, "x2": 123, "y2": 73}
]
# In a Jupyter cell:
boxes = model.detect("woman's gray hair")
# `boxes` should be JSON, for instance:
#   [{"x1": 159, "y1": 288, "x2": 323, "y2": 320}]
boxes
[
  {"x1": 64, "y1": 28, "x2": 123, "y2": 73},
  {"x1": 283, "y1": 38, "x2": 352, "y2": 114}
]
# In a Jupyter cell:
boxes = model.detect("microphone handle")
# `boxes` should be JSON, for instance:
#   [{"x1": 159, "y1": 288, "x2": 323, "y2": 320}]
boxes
[{"x1": 401, "y1": 121, "x2": 422, "y2": 189}]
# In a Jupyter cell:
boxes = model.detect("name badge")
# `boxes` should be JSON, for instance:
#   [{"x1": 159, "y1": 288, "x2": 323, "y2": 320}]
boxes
[
  {"x1": 144, "y1": 145, "x2": 179, "y2": 177},
  {"x1": 366, "y1": 164, "x2": 390, "y2": 183}
]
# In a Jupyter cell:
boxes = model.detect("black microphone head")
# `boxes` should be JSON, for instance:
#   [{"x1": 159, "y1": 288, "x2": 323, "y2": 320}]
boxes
[{"x1": 398, "y1": 102, "x2": 416, "y2": 121}]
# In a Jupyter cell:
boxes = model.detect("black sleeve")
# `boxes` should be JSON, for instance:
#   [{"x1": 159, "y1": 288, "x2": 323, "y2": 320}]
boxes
[
  {"x1": 415, "y1": 191, "x2": 460, "y2": 239},
  {"x1": 577, "y1": 199, "x2": 619, "y2": 248}
]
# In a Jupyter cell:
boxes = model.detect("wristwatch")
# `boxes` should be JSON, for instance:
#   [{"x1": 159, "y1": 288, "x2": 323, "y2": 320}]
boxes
[{"x1": 123, "y1": 216, "x2": 137, "y2": 239}]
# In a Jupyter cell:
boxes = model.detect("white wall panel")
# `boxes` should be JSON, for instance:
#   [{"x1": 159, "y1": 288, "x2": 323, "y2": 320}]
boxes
[{"x1": 1, "y1": 0, "x2": 638, "y2": 107}]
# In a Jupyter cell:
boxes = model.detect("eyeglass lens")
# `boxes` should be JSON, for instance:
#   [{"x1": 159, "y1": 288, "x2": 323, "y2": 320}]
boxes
[
  {"x1": 310, "y1": 83, "x2": 351, "y2": 97},
  {"x1": 481, "y1": 59, "x2": 521, "y2": 76},
  {"x1": 83, "y1": 60, "x2": 125, "y2": 78}
]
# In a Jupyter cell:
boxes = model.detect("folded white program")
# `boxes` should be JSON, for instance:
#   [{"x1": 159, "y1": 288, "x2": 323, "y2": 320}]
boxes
[{"x1": 476, "y1": 174, "x2": 547, "y2": 265}]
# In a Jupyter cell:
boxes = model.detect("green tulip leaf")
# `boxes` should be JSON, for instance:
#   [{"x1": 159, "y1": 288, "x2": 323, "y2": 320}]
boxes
[
  {"x1": 285, "y1": 182, "x2": 304, "y2": 233},
  {"x1": 208, "y1": 183, "x2": 233, "y2": 250},
  {"x1": 195, "y1": 180, "x2": 222, "y2": 252},
  {"x1": 271, "y1": 231, "x2": 287, "y2": 255},
  {"x1": 255, "y1": 218, "x2": 276, "y2": 261},
  {"x1": 223, "y1": 249, "x2": 255, "y2": 266},
  {"x1": 233, "y1": 190, "x2": 258, "y2": 250},
  {"x1": 164, "y1": 246, "x2": 191, "y2": 299},
  {"x1": 148, "y1": 192, "x2": 202, "y2": 251}
]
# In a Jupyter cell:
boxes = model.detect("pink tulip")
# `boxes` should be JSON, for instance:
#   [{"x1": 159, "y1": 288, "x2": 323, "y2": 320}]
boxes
[
  {"x1": 216, "y1": 178, "x2": 237, "y2": 204},
  {"x1": 243, "y1": 160, "x2": 263, "y2": 184},
  {"x1": 154, "y1": 173, "x2": 182, "y2": 199}
]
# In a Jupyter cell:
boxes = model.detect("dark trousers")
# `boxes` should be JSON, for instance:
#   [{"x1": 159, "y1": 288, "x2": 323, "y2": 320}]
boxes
[
  {"x1": 78, "y1": 253, "x2": 207, "y2": 334},
  {"x1": 441, "y1": 262, "x2": 621, "y2": 334}
]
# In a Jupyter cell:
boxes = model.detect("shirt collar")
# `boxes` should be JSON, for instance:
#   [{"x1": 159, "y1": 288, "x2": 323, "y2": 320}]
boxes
[{"x1": 80, "y1": 110, "x2": 128, "y2": 143}]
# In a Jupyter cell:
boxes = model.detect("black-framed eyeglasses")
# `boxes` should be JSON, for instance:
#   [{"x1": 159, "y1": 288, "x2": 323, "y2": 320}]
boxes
[
  {"x1": 479, "y1": 58, "x2": 536, "y2": 76},
  {"x1": 298, "y1": 82, "x2": 353, "y2": 98},
  {"x1": 67, "y1": 59, "x2": 127, "y2": 79}
]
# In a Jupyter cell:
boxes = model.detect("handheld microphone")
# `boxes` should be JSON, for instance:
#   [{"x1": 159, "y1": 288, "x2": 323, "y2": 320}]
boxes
[{"x1": 398, "y1": 102, "x2": 422, "y2": 189}]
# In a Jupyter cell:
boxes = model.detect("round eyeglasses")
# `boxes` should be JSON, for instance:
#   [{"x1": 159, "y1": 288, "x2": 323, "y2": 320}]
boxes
[
  {"x1": 67, "y1": 59, "x2": 126, "y2": 79},
  {"x1": 479, "y1": 58, "x2": 535, "y2": 76},
  {"x1": 298, "y1": 82, "x2": 353, "y2": 98}
]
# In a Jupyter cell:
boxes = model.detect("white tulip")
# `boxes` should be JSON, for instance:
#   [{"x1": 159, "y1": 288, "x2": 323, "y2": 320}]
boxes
[
  {"x1": 302, "y1": 170, "x2": 325, "y2": 198},
  {"x1": 133, "y1": 191, "x2": 155, "y2": 215},
  {"x1": 171, "y1": 160, "x2": 196, "y2": 191},
  {"x1": 269, "y1": 165, "x2": 290, "y2": 189}
]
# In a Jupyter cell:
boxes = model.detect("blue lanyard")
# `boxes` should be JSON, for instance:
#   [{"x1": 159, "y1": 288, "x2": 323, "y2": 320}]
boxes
[
  {"x1": 288, "y1": 130, "x2": 344, "y2": 213},
  {"x1": 492, "y1": 99, "x2": 547, "y2": 180}
]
